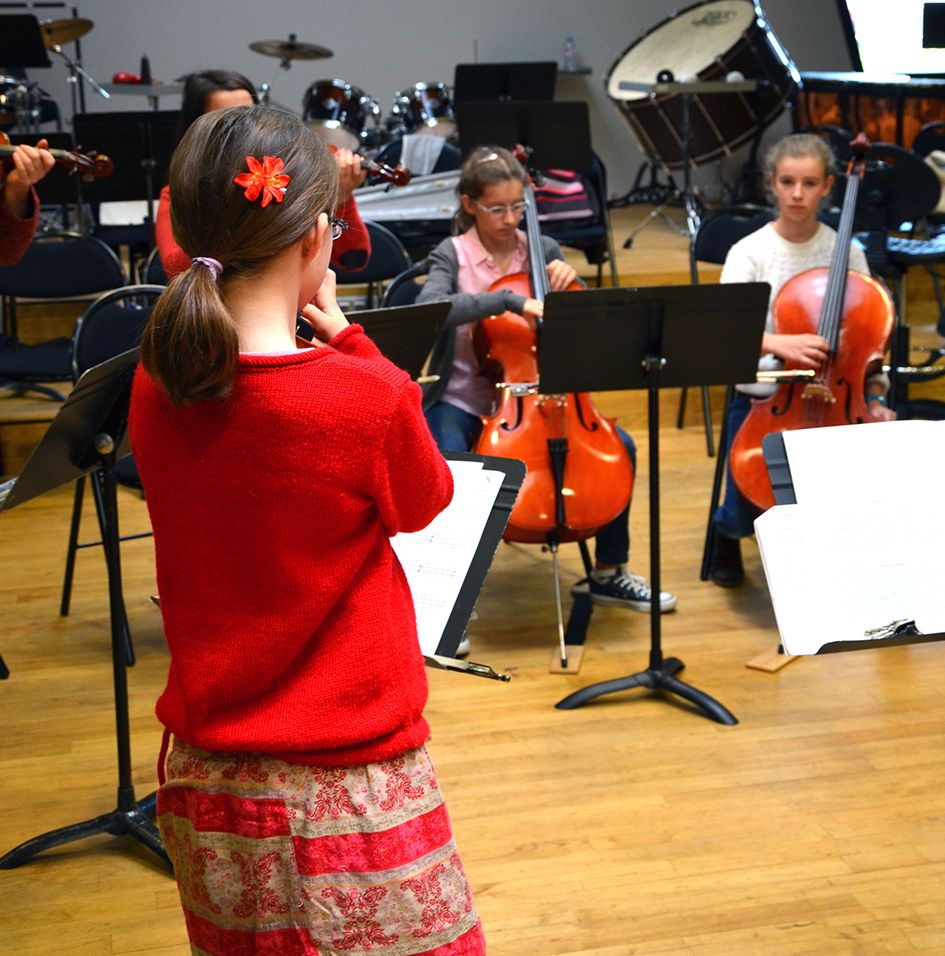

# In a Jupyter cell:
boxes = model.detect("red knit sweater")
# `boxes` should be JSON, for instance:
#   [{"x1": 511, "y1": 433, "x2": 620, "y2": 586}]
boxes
[
  {"x1": 0, "y1": 186, "x2": 39, "y2": 266},
  {"x1": 155, "y1": 185, "x2": 372, "y2": 278},
  {"x1": 129, "y1": 325, "x2": 453, "y2": 766}
]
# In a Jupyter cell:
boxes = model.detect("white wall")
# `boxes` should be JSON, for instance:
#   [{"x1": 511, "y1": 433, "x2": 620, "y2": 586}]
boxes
[{"x1": 22, "y1": 0, "x2": 853, "y2": 198}]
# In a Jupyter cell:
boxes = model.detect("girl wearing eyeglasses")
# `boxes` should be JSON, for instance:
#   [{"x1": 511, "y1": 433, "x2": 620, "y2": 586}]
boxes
[{"x1": 417, "y1": 144, "x2": 676, "y2": 622}]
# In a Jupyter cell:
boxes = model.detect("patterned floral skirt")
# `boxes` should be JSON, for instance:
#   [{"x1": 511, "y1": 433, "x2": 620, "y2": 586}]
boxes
[{"x1": 157, "y1": 738, "x2": 485, "y2": 956}]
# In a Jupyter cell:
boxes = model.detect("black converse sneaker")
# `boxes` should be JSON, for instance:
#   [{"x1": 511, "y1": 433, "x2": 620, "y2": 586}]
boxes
[{"x1": 572, "y1": 568, "x2": 677, "y2": 612}]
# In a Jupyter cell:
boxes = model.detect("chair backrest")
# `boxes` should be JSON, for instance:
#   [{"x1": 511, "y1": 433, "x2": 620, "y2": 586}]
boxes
[
  {"x1": 912, "y1": 121, "x2": 945, "y2": 158},
  {"x1": 332, "y1": 220, "x2": 411, "y2": 285},
  {"x1": 142, "y1": 245, "x2": 168, "y2": 285},
  {"x1": 71, "y1": 284, "x2": 164, "y2": 381},
  {"x1": 0, "y1": 232, "x2": 126, "y2": 298},
  {"x1": 381, "y1": 259, "x2": 431, "y2": 308},
  {"x1": 692, "y1": 205, "x2": 776, "y2": 267},
  {"x1": 539, "y1": 152, "x2": 608, "y2": 239}
]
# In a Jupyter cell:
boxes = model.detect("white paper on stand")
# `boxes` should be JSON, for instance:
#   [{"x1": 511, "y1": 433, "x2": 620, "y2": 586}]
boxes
[
  {"x1": 755, "y1": 500, "x2": 945, "y2": 654},
  {"x1": 391, "y1": 459, "x2": 503, "y2": 656},
  {"x1": 756, "y1": 420, "x2": 945, "y2": 654}
]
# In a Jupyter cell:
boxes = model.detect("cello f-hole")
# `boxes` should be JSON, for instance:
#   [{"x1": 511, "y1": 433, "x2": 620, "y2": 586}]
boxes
[
  {"x1": 499, "y1": 395, "x2": 524, "y2": 431},
  {"x1": 573, "y1": 394, "x2": 601, "y2": 432},
  {"x1": 770, "y1": 382, "x2": 797, "y2": 417}
]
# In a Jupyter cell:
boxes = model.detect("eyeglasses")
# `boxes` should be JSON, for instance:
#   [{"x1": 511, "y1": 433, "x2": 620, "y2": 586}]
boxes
[
  {"x1": 328, "y1": 215, "x2": 348, "y2": 241},
  {"x1": 472, "y1": 198, "x2": 527, "y2": 218}
]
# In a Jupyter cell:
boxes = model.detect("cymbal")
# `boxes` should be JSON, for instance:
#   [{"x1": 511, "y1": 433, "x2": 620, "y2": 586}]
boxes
[
  {"x1": 40, "y1": 18, "x2": 94, "y2": 48},
  {"x1": 249, "y1": 37, "x2": 333, "y2": 61}
]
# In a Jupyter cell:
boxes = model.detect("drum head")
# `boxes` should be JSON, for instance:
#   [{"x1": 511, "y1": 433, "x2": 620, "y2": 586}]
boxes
[
  {"x1": 392, "y1": 83, "x2": 456, "y2": 138},
  {"x1": 304, "y1": 79, "x2": 372, "y2": 151},
  {"x1": 605, "y1": 0, "x2": 796, "y2": 167},
  {"x1": 607, "y1": 0, "x2": 756, "y2": 101}
]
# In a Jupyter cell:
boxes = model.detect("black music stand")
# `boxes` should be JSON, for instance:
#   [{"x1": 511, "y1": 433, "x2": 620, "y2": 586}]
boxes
[
  {"x1": 0, "y1": 15, "x2": 51, "y2": 68},
  {"x1": 453, "y1": 62, "x2": 557, "y2": 103},
  {"x1": 348, "y1": 302, "x2": 451, "y2": 380},
  {"x1": 539, "y1": 283, "x2": 769, "y2": 722},
  {"x1": 454, "y1": 100, "x2": 593, "y2": 171},
  {"x1": 72, "y1": 110, "x2": 180, "y2": 240},
  {"x1": 0, "y1": 349, "x2": 169, "y2": 869}
]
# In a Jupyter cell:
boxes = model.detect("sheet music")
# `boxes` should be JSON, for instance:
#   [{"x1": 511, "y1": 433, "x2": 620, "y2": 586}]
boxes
[
  {"x1": 783, "y1": 419, "x2": 945, "y2": 506},
  {"x1": 756, "y1": 419, "x2": 945, "y2": 654},
  {"x1": 391, "y1": 459, "x2": 504, "y2": 656}
]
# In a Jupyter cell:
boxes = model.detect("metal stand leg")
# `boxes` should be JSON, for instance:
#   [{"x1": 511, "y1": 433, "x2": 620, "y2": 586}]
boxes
[
  {"x1": 0, "y1": 449, "x2": 169, "y2": 870},
  {"x1": 557, "y1": 330, "x2": 737, "y2": 725}
]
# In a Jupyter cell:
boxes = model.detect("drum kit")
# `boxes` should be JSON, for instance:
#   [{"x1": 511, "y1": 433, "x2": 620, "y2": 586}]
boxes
[
  {"x1": 0, "y1": 17, "x2": 92, "y2": 131},
  {"x1": 4, "y1": 2, "x2": 793, "y2": 212},
  {"x1": 245, "y1": 34, "x2": 456, "y2": 159}
]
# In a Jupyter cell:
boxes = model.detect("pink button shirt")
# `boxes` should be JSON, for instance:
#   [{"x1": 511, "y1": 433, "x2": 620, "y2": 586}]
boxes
[{"x1": 442, "y1": 227, "x2": 529, "y2": 417}]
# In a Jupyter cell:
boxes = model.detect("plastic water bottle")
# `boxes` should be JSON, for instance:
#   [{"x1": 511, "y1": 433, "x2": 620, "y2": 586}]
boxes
[{"x1": 562, "y1": 36, "x2": 576, "y2": 73}]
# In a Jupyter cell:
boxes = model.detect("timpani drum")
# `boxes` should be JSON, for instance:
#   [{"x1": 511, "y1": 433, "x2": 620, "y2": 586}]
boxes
[
  {"x1": 389, "y1": 83, "x2": 456, "y2": 138},
  {"x1": 606, "y1": 0, "x2": 798, "y2": 168},
  {"x1": 302, "y1": 79, "x2": 381, "y2": 152}
]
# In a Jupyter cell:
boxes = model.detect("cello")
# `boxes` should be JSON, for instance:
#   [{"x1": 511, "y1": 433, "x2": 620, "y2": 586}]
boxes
[
  {"x1": 729, "y1": 135, "x2": 895, "y2": 513},
  {"x1": 471, "y1": 147, "x2": 634, "y2": 660}
]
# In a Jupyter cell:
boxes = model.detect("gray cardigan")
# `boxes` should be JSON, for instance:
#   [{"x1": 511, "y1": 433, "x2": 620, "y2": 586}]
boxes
[{"x1": 416, "y1": 234, "x2": 565, "y2": 409}]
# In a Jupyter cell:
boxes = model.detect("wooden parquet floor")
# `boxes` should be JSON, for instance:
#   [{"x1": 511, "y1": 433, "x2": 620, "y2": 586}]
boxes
[{"x1": 1, "y1": 206, "x2": 943, "y2": 955}]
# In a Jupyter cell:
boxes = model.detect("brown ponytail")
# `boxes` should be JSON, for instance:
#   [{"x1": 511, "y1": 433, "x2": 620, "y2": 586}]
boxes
[{"x1": 140, "y1": 105, "x2": 337, "y2": 406}]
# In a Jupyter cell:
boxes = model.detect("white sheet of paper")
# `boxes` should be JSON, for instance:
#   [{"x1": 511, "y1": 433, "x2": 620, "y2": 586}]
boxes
[
  {"x1": 782, "y1": 419, "x2": 945, "y2": 506},
  {"x1": 755, "y1": 498, "x2": 945, "y2": 654},
  {"x1": 391, "y1": 459, "x2": 504, "y2": 655}
]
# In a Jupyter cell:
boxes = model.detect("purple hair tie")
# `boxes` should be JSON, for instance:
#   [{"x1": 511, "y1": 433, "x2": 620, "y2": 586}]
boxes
[{"x1": 192, "y1": 257, "x2": 223, "y2": 281}]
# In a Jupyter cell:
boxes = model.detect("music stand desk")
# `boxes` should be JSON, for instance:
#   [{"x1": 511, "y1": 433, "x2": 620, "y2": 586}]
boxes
[
  {"x1": 348, "y1": 302, "x2": 450, "y2": 381},
  {"x1": 540, "y1": 282, "x2": 769, "y2": 723},
  {"x1": 454, "y1": 100, "x2": 593, "y2": 172}
]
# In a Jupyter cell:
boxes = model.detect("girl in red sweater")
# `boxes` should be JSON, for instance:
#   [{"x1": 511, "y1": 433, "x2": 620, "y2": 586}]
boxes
[{"x1": 130, "y1": 105, "x2": 483, "y2": 956}]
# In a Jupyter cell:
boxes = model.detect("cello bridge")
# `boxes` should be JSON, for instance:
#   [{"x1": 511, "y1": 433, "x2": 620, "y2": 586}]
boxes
[{"x1": 801, "y1": 382, "x2": 836, "y2": 404}]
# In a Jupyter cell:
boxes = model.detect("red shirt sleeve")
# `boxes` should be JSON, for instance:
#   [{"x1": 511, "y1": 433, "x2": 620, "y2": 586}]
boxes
[
  {"x1": 0, "y1": 186, "x2": 39, "y2": 266},
  {"x1": 155, "y1": 185, "x2": 192, "y2": 279},
  {"x1": 331, "y1": 196, "x2": 371, "y2": 272}
]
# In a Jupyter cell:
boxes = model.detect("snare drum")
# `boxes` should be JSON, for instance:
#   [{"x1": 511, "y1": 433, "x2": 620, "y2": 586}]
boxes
[
  {"x1": 302, "y1": 79, "x2": 381, "y2": 152},
  {"x1": 606, "y1": 0, "x2": 798, "y2": 168},
  {"x1": 389, "y1": 83, "x2": 456, "y2": 138}
]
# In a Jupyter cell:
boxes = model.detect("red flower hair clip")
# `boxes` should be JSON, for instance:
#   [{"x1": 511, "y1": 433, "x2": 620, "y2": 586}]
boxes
[{"x1": 234, "y1": 155, "x2": 290, "y2": 207}]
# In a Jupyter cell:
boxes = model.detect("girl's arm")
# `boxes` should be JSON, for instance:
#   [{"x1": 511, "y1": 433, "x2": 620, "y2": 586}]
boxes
[
  {"x1": 375, "y1": 379, "x2": 454, "y2": 534},
  {"x1": 418, "y1": 238, "x2": 530, "y2": 327}
]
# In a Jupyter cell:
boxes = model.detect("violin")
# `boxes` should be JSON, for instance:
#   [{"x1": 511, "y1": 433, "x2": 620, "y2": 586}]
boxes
[
  {"x1": 728, "y1": 134, "x2": 895, "y2": 512},
  {"x1": 0, "y1": 131, "x2": 113, "y2": 182},
  {"x1": 326, "y1": 144, "x2": 410, "y2": 187},
  {"x1": 472, "y1": 146, "x2": 634, "y2": 545}
]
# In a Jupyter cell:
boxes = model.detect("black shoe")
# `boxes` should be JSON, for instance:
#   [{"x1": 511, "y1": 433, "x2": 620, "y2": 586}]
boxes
[{"x1": 709, "y1": 530, "x2": 744, "y2": 588}]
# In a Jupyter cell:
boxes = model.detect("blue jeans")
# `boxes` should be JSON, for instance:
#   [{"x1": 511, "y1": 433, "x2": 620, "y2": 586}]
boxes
[
  {"x1": 713, "y1": 391, "x2": 763, "y2": 539},
  {"x1": 425, "y1": 401, "x2": 635, "y2": 565}
]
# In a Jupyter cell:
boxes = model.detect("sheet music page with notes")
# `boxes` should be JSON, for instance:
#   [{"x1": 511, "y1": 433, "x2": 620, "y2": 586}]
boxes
[
  {"x1": 391, "y1": 459, "x2": 504, "y2": 656},
  {"x1": 755, "y1": 420, "x2": 945, "y2": 654}
]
